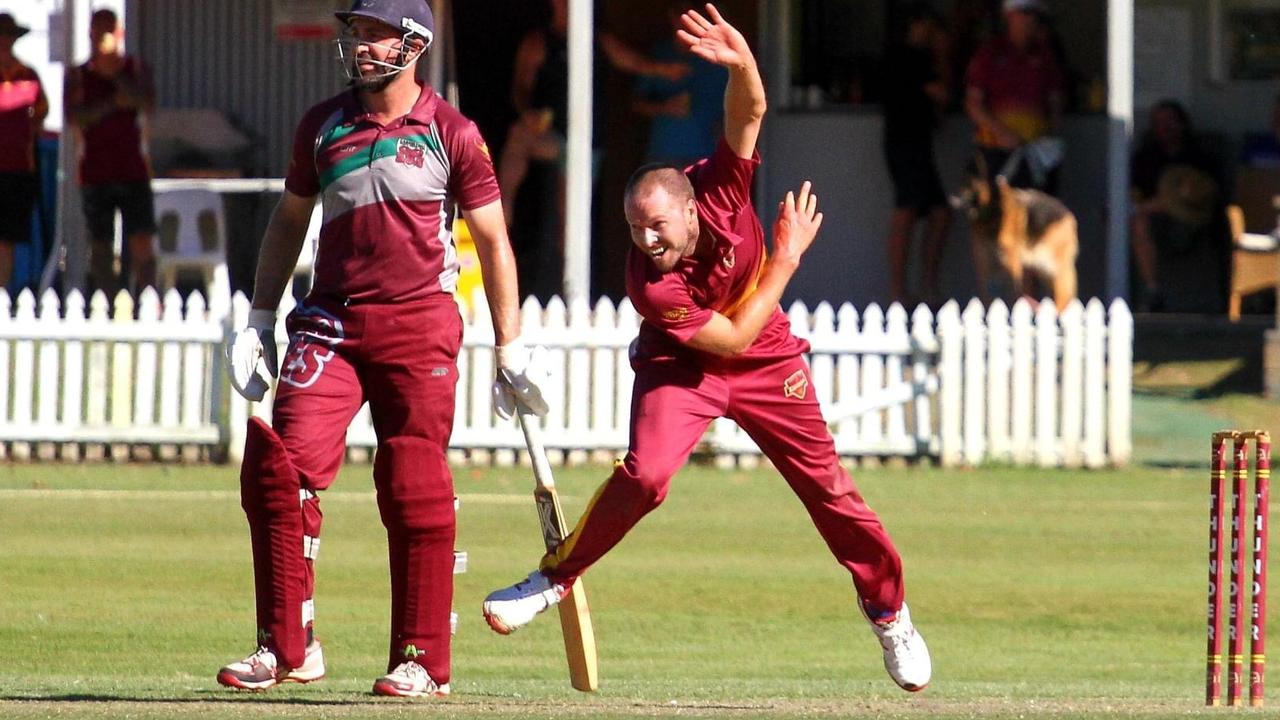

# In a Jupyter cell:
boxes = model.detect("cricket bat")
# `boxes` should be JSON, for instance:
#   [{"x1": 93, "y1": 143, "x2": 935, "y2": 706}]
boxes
[{"x1": 515, "y1": 407, "x2": 599, "y2": 692}]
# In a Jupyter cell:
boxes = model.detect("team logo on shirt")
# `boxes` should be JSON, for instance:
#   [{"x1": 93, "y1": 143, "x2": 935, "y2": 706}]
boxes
[
  {"x1": 395, "y1": 138, "x2": 426, "y2": 168},
  {"x1": 783, "y1": 369, "x2": 808, "y2": 400},
  {"x1": 722, "y1": 247, "x2": 735, "y2": 269},
  {"x1": 476, "y1": 138, "x2": 491, "y2": 159},
  {"x1": 662, "y1": 307, "x2": 691, "y2": 322}
]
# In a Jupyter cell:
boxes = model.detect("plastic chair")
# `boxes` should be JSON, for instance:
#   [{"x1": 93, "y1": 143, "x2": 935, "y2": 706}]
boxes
[{"x1": 153, "y1": 189, "x2": 227, "y2": 293}]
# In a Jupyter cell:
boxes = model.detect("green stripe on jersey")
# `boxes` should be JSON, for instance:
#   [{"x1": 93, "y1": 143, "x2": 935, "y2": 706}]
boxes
[{"x1": 319, "y1": 132, "x2": 439, "y2": 190}]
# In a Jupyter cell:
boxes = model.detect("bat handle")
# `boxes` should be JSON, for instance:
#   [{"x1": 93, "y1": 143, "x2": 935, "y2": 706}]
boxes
[{"x1": 517, "y1": 407, "x2": 556, "y2": 491}]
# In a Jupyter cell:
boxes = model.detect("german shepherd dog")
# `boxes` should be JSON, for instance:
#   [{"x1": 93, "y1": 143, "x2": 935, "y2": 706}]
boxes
[{"x1": 953, "y1": 153, "x2": 1079, "y2": 311}]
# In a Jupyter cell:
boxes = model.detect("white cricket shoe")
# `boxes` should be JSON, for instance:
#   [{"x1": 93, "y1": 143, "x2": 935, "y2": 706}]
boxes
[
  {"x1": 372, "y1": 661, "x2": 451, "y2": 697},
  {"x1": 216, "y1": 640, "x2": 326, "y2": 690},
  {"x1": 861, "y1": 600, "x2": 931, "y2": 692},
  {"x1": 482, "y1": 570, "x2": 569, "y2": 635}
]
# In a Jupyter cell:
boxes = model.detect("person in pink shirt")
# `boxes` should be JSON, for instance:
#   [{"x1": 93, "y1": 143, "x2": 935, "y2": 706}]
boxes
[
  {"x1": 483, "y1": 3, "x2": 931, "y2": 693},
  {"x1": 0, "y1": 13, "x2": 47, "y2": 290}
]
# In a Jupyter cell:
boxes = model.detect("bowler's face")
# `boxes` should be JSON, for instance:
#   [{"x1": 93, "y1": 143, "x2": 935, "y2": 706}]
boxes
[{"x1": 625, "y1": 186, "x2": 698, "y2": 274}]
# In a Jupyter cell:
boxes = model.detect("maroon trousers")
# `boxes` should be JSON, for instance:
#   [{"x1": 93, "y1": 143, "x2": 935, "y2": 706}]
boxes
[
  {"x1": 260, "y1": 295, "x2": 461, "y2": 682},
  {"x1": 543, "y1": 353, "x2": 905, "y2": 612}
]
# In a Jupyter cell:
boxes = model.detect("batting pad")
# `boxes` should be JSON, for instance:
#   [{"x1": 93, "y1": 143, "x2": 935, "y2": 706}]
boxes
[{"x1": 240, "y1": 417, "x2": 309, "y2": 669}]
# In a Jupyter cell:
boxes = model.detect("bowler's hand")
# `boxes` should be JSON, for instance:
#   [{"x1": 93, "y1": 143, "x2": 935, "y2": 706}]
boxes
[
  {"x1": 771, "y1": 180, "x2": 823, "y2": 266},
  {"x1": 492, "y1": 340, "x2": 551, "y2": 420},
  {"x1": 227, "y1": 309, "x2": 278, "y2": 402},
  {"x1": 677, "y1": 4, "x2": 751, "y2": 69}
]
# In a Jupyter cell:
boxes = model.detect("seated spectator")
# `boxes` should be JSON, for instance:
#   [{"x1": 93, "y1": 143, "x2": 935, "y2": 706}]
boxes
[{"x1": 1130, "y1": 99, "x2": 1230, "y2": 312}]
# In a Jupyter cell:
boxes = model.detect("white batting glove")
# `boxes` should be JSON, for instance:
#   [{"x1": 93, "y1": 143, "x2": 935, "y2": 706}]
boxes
[
  {"x1": 227, "y1": 309, "x2": 279, "y2": 402},
  {"x1": 492, "y1": 339, "x2": 550, "y2": 420}
]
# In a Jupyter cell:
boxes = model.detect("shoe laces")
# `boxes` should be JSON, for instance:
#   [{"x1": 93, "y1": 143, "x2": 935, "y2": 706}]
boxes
[
  {"x1": 390, "y1": 660, "x2": 430, "y2": 684},
  {"x1": 246, "y1": 645, "x2": 277, "y2": 670},
  {"x1": 877, "y1": 619, "x2": 918, "y2": 655}
]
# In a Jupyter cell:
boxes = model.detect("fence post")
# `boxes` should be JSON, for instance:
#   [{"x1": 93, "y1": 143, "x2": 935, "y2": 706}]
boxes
[
  {"x1": 1059, "y1": 300, "x2": 1085, "y2": 468},
  {"x1": 1107, "y1": 299, "x2": 1133, "y2": 466},
  {"x1": 937, "y1": 300, "x2": 962, "y2": 467},
  {"x1": 860, "y1": 303, "x2": 886, "y2": 452},
  {"x1": 0, "y1": 291, "x2": 11, "y2": 425},
  {"x1": 835, "y1": 303, "x2": 861, "y2": 454},
  {"x1": 111, "y1": 291, "x2": 136, "y2": 433},
  {"x1": 962, "y1": 299, "x2": 987, "y2": 465},
  {"x1": 37, "y1": 290, "x2": 61, "y2": 431},
  {"x1": 909, "y1": 303, "x2": 935, "y2": 457},
  {"x1": 62, "y1": 291, "x2": 86, "y2": 435},
  {"x1": 1010, "y1": 299, "x2": 1034, "y2": 464},
  {"x1": 986, "y1": 300, "x2": 1011, "y2": 463},
  {"x1": 885, "y1": 303, "x2": 910, "y2": 450},
  {"x1": 225, "y1": 292, "x2": 250, "y2": 464},
  {"x1": 1034, "y1": 299, "x2": 1059, "y2": 467},
  {"x1": 1083, "y1": 298, "x2": 1107, "y2": 468},
  {"x1": 134, "y1": 288, "x2": 161, "y2": 429}
]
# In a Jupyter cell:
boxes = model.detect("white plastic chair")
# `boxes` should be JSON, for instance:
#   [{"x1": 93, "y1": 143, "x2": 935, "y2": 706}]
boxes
[
  {"x1": 153, "y1": 189, "x2": 227, "y2": 293},
  {"x1": 295, "y1": 202, "x2": 322, "y2": 278},
  {"x1": 289, "y1": 201, "x2": 322, "y2": 299}
]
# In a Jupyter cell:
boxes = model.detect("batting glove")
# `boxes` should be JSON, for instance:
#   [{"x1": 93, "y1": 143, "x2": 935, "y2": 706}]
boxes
[
  {"x1": 492, "y1": 339, "x2": 550, "y2": 420},
  {"x1": 227, "y1": 309, "x2": 279, "y2": 402}
]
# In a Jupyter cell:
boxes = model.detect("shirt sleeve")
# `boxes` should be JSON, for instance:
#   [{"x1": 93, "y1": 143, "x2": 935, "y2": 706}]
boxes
[
  {"x1": 689, "y1": 138, "x2": 760, "y2": 229},
  {"x1": 284, "y1": 109, "x2": 322, "y2": 198},
  {"x1": 631, "y1": 264, "x2": 713, "y2": 344},
  {"x1": 448, "y1": 120, "x2": 502, "y2": 211}
]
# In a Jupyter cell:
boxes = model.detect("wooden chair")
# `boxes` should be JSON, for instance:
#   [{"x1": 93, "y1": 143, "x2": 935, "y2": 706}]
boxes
[{"x1": 1225, "y1": 167, "x2": 1280, "y2": 321}]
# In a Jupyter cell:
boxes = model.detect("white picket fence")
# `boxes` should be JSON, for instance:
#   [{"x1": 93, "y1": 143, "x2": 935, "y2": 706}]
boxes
[{"x1": 0, "y1": 280, "x2": 1132, "y2": 468}]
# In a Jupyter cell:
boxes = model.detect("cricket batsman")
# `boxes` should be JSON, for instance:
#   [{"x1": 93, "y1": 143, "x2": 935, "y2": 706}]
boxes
[
  {"x1": 216, "y1": 0, "x2": 548, "y2": 697},
  {"x1": 483, "y1": 3, "x2": 931, "y2": 691}
]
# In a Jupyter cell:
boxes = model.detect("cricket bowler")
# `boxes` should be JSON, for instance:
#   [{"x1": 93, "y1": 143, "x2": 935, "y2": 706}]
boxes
[{"x1": 483, "y1": 3, "x2": 931, "y2": 692}]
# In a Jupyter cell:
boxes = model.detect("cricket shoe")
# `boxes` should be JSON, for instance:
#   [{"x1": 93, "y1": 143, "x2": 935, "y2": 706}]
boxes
[
  {"x1": 372, "y1": 661, "x2": 451, "y2": 697},
  {"x1": 861, "y1": 600, "x2": 931, "y2": 692},
  {"x1": 482, "y1": 569, "x2": 570, "y2": 634},
  {"x1": 216, "y1": 640, "x2": 326, "y2": 690}
]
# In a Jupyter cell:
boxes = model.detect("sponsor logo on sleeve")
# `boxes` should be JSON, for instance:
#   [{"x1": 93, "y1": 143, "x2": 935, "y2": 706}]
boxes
[{"x1": 662, "y1": 307, "x2": 691, "y2": 322}]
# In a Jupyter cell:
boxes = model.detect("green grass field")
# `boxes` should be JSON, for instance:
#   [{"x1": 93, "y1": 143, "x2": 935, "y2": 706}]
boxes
[{"x1": 1, "y1": 452, "x2": 1274, "y2": 719}]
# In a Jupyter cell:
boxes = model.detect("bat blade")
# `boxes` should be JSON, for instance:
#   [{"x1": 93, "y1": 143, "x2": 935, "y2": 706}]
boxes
[
  {"x1": 519, "y1": 411, "x2": 600, "y2": 692},
  {"x1": 559, "y1": 582, "x2": 599, "y2": 691}
]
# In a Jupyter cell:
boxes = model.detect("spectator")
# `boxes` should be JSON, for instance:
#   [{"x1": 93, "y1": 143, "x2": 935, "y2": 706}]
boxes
[
  {"x1": 964, "y1": 0, "x2": 1064, "y2": 194},
  {"x1": 1130, "y1": 99, "x2": 1229, "y2": 312},
  {"x1": 496, "y1": 0, "x2": 686, "y2": 299},
  {"x1": 1241, "y1": 93, "x2": 1280, "y2": 169},
  {"x1": 881, "y1": 3, "x2": 950, "y2": 308},
  {"x1": 65, "y1": 8, "x2": 157, "y2": 299},
  {"x1": 0, "y1": 13, "x2": 47, "y2": 291},
  {"x1": 632, "y1": 1, "x2": 727, "y2": 168}
]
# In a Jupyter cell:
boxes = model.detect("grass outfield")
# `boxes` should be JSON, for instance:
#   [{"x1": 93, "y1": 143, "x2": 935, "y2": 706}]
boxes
[{"x1": 0, "y1": 460, "x2": 1273, "y2": 719}]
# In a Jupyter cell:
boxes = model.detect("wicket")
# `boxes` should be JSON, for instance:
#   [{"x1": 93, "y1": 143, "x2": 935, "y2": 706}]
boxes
[{"x1": 1207, "y1": 430, "x2": 1271, "y2": 707}]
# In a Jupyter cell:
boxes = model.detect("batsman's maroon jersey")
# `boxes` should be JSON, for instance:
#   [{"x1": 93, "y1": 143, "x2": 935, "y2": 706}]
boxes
[
  {"x1": 286, "y1": 82, "x2": 500, "y2": 304},
  {"x1": 625, "y1": 139, "x2": 808, "y2": 366}
]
